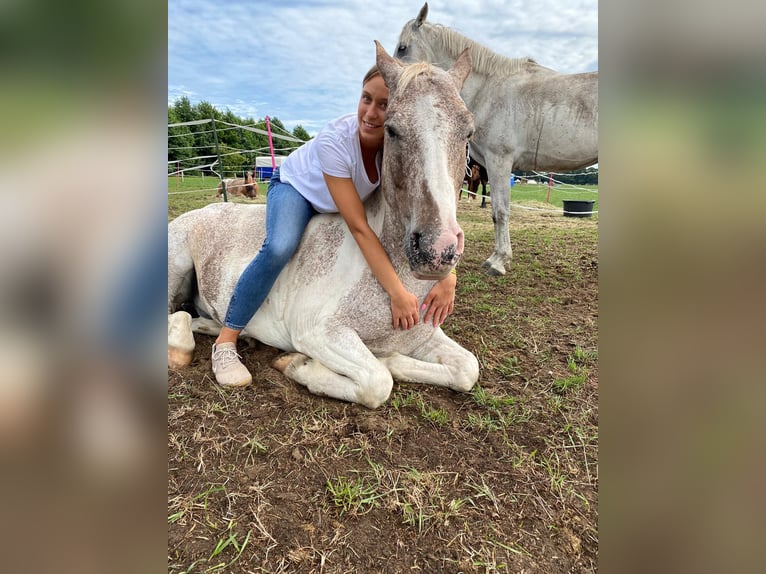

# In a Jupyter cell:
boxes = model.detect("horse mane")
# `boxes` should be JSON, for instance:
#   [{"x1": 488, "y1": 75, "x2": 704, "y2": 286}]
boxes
[
  {"x1": 398, "y1": 61, "x2": 434, "y2": 91},
  {"x1": 416, "y1": 22, "x2": 552, "y2": 77}
]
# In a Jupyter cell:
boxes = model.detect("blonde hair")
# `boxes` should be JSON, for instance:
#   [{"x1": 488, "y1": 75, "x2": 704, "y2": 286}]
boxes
[{"x1": 362, "y1": 61, "x2": 435, "y2": 92}]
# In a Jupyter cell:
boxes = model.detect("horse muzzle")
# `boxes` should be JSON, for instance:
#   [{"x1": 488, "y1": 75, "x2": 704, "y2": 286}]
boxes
[{"x1": 406, "y1": 227, "x2": 464, "y2": 279}]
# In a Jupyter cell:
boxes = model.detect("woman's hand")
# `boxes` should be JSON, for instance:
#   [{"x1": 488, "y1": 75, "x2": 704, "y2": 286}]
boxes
[
  {"x1": 389, "y1": 287, "x2": 420, "y2": 330},
  {"x1": 421, "y1": 272, "x2": 457, "y2": 327}
]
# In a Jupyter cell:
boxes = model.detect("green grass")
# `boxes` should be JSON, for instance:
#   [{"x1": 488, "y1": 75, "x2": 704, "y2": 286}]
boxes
[
  {"x1": 551, "y1": 345, "x2": 596, "y2": 393},
  {"x1": 326, "y1": 475, "x2": 380, "y2": 515},
  {"x1": 389, "y1": 389, "x2": 450, "y2": 426},
  {"x1": 472, "y1": 384, "x2": 517, "y2": 409},
  {"x1": 553, "y1": 373, "x2": 587, "y2": 393},
  {"x1": 207, "y1": 520, "x2": 252, "y2": 572}
]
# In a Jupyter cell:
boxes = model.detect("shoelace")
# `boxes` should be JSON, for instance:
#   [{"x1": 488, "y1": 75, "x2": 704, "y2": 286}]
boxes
[{"x1": 212, "y1": 346, "x2": 241, "y2": 371}]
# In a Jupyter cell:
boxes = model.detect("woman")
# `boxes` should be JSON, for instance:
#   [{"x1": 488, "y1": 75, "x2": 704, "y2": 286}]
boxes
[{"x1": 211, "y1": 65, "x2": 457, "y2": 387}]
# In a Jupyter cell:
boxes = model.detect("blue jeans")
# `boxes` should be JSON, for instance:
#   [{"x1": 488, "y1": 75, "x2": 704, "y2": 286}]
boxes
[{"x1": 224, "y1": 169, "x2": 317, "y2": 330}]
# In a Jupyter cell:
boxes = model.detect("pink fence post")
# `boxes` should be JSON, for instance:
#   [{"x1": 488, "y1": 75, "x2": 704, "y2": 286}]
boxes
[
  {"x1": 265, "y1": 116, "x2": 277, "y2": 172},
  {"x1": 546, "y1": 173, "x2": 552, "y2": 204}
]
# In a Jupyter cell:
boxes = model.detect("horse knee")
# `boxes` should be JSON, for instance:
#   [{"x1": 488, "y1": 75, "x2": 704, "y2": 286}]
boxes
[
  {"x1": 452, "y1": 359, "x2": 479, "y2": 392},
  {"x1": 357, "y1": 372, "x2": 393, "y2": 409},
  {"x1": 452, "y1": 378, "x2": 475, "y2": 393}
]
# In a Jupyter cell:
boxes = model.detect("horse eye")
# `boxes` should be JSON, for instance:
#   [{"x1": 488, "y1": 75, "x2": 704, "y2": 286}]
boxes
[
  {"x1": 385, "y1": 125, "x2": 399, "y2": 138},
  {"x1": 396, "y1": 44, "x2": 407, "y2": 56},
  {"x1": 466, "y1": 129, "x2": 475, "y2": 140}
]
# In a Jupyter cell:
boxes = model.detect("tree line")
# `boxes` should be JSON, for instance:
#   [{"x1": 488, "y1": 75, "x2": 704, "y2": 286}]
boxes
[
  {"x1": 168, "y1": 96, "x2": 312, "y2": 177},
  {"x1": 168, "y1": 96, "x2": 597, "y2": 185}
]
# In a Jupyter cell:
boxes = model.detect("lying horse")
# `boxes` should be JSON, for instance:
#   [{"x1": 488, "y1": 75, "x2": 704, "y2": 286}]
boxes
[
  {"x1": 216, "y1": 171, "x2": 258, "y2": 199},
  {"x1": 395, "y1": 3, "x2": 598, "y2": 275},
  {"x1": 168, "y1": 41, "x2": 479, "y2": 409}
]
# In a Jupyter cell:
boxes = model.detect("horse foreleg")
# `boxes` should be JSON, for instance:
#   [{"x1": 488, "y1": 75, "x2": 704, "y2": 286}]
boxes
[
  {"x1": 273, "y1": 324, "x2": 394, "y2": 409},
  {"x1": 273, "y1": 352, "x2": 393, "y2": 409},
  {"x1": 481, "y1": 169, "x2": 513, "y2": 275},
  {"x1": 378, "y1": 330, "x2": 478, "y2": 392}
]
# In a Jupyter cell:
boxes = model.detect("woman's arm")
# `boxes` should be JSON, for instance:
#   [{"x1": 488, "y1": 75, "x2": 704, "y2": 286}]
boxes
[{"x1": 324, "y1": 173, "x2": 419, "y2": 330}]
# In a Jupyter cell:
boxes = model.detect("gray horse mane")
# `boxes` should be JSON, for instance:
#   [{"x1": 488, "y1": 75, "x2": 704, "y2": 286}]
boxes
[{"x1": 413, "y1": 22, "x2": 552, "y2": 77}]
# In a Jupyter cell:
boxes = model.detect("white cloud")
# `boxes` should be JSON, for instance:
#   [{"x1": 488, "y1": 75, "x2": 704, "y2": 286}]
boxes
[{"x1": 168, "y1": 0, "x2": 598, "y2": 135}]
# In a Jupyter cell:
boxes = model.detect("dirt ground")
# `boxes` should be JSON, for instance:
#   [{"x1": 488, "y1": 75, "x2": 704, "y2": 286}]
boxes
[{"x1": 168, "y1": 201, "x2": 598, "y2": 573}]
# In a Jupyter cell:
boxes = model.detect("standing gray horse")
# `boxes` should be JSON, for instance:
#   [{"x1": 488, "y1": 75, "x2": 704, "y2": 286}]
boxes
[
  {"x1": 168, "y1": 42, "x2": 479, "y2": 409},
  {"x1": 395, "y1": 3, "x2": 598, "y2": 275}
]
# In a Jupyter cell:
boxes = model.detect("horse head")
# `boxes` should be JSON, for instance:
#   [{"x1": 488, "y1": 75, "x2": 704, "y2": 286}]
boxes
[
  {"x1": 393, "y1": 3, "x2": 431, "y2": 64},
  {"x1": 374, "y1": 40, "x2": 473, "y2": 280}
]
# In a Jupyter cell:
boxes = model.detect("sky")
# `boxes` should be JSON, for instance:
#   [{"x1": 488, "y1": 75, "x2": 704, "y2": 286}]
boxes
[{"x1": 168, "y1": 0, "x2": 597, "y2": 137}]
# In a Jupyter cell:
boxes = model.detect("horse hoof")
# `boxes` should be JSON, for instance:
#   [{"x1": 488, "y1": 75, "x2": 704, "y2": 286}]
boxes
[
  {"x1": 481, "y1": 259, "x2": 506, "y2": 276},
  {"x1": 272, "y1": 353, "x2": 300, "y2": 373},
  {"x1": 168, "y1": 347, "x2": 193, "y2": 369}
]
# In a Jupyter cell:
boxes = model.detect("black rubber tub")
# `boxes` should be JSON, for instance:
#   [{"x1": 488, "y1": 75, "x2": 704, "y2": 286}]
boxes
[{"x1": 562, "y1": 199, "x2": 596, "y2": 218}]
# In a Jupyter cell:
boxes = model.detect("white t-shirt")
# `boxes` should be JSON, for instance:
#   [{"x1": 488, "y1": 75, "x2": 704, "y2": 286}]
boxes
[{"x1": 278, "y1": 114, "x2": 381, "y2": 213}]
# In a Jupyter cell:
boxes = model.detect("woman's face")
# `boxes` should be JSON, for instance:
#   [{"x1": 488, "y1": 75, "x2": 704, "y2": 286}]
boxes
[{"x1": 357, "y1": 75, "x2": 388, "y2": 150}]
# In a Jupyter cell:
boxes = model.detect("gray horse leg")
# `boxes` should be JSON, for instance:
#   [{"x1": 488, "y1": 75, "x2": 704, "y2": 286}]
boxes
[
  {"x1": 481, "y1": 188, "x2": 511, "y2": 275},
  {"x1": 480, "y1": 166, "x2": 513, "y2": 275}
]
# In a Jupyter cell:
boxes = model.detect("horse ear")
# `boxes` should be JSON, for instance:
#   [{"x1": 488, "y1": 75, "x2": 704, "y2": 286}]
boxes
[
  {"x1": 375, "y1": 40, "x2": 403, "y2": 92},
  {"x1": 415, "y1": 3, "x2": 429, "y2": 28},
  {"x1": 448, "y1": 47, "x2": 472, "y2": 90}
]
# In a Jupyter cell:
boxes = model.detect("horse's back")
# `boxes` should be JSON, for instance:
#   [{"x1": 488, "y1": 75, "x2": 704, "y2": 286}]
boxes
[
  {"x1": 516, "y1": 70, "x2": 597, "y2": 108},
  {"x1": 169, "y1": 202, "x2": 368, "y2": 339},
  {"x1": 173, "y1": 202, "x2": 266, "y2": 254}
]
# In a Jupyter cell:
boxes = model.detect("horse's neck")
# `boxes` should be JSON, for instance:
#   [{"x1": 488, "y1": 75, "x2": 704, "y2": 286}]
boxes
[
  {"x1": 367, "y1": 182, "x2": 409, "y2": 272},
  {"x1": 427, "y1": 33, "x2": 554, "y2": 106}
]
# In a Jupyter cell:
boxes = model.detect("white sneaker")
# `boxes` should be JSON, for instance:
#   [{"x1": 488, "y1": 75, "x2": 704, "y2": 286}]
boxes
[{"x1": 211, "y1": 342, "x2": 252, "y2": 387}]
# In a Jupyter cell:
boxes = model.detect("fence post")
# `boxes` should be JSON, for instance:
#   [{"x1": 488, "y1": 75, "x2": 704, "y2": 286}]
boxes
[
  {"x1": 266, "y1": 116, "x2": 276, "y2": 170},
  {"x1": 212, "y1": 119, "x2": 226, "y2": 201},
  {"x1": 546, "y1": 173, "x2": 552, "y2": 204}
]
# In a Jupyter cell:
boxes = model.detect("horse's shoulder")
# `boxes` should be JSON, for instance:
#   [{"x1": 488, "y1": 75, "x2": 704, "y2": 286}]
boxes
[{"x1": 289, "y1": 214, "x2": 352, "y2": 283}]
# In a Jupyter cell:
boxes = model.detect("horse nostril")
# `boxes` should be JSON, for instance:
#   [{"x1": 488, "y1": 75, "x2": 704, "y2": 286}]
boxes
[
  {"x1": 410, "y1": 232, "x2": 422, "y2": 252},
  {"x1": 456, "y1": 229, "x2": 465, "y2": 255}
]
